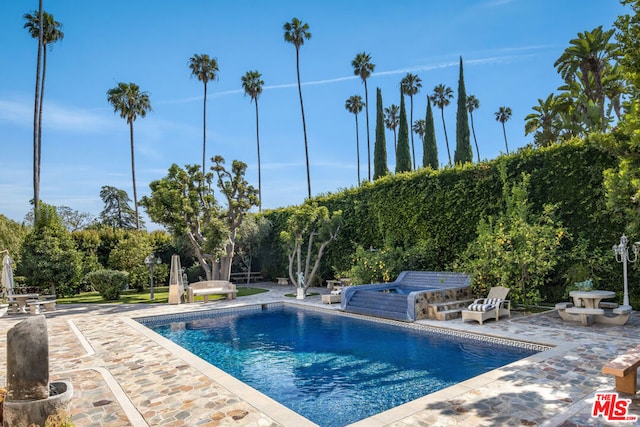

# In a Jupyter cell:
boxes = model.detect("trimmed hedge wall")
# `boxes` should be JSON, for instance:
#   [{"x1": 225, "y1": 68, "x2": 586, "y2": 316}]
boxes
[{"x1": 259, "y1": 139, "x2": 628, "y2": 301}]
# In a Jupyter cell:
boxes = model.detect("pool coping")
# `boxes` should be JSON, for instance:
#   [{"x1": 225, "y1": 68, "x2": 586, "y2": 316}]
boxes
[{"x1": 130, "y1": 301, "x2": 570, "y2": 427}]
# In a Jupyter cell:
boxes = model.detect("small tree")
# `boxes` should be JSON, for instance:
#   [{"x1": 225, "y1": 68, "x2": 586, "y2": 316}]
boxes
[
  {"x1": 234, "y1": 215, "x2": 272, "y2": 284},
  {"x1": 280, "y1": 203, "x2": 342, "y2": 297},
  {"x1": 373, "y1": 87, "x2": 388, "y2": 180},
  {"x1": 458, "y1": 172, "x2": 566, "y2": 305},
  {"x1": 99, "y1": 185, "x2": 139, "y2": 229},
  {"x1": 423, "y1": 101, "x2": 438, "y2": 169},
  {"x1": 454, "y1": 57, "x2": 473, "y2": 164},
  {"x1": 211, "y1": 156, "x2": 260, "y2": 280},
  {"x1": 18, "y1": 203, "x2": 83, "y2": 296},
  {"x1": 395, "y1": 91, "x2": 412, "y2": 172},
  {"x1": 142, "y1": 156, "x2": 258, "y2": 281}
]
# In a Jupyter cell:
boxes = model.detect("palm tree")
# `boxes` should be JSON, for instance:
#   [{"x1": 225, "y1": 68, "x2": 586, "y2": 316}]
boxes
[
  {"x1": 24, "y1": 8, "x2": 63, "y2": 213},
  {"x1": 412, "y1": 119, "x2": 426, "y2": 155},
  {"x1": 525, "y1": 93, "x2": 563, "y2": 147},
  {"x1": 284, "y1": 18, "x2": 312, "y2": 198},
  {"x1": 400, "y1": 73, "x2": 422, "y2": 170},
  {"x1": 384, "y1": 104, "x2": 399, "y2": 157},
  {"x1": 466, "y1": 95, "x2": 480, "y2": 161},
  {"x1": 554, "y1": 26, "x2": 618, "y2": 132},
  {"x1": 106, "y1": 82, "x2": 152, "y2": 230},
  {"x1": 495, "y1": 106, "x2": 512, "y2": 154},
  {"x1": 189, "y1": 53, "x2": 219, "y2": 175},
  {"x1": 242, "y1": 70, "x2": 265, "y2": 211},
  {"x1": 345, "y1": 95, "x2": 365, "y2": 185},
  {"x1": 352, "y1": 52, "x2": 375, "y2": 181},
  {"x1": 429, "y1": 84, "x2": 454, "y2": 166}
]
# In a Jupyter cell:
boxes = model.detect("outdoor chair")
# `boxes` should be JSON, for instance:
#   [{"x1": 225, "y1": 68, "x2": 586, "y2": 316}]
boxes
[{"x1": 461, "y1": 286, "x2": 511, "y2": 325}]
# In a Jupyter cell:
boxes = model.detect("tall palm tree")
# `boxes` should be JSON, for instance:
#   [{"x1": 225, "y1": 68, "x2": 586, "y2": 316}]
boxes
[
  {"x1": 429, "y1": 84, "x2": 454, "y2": 166},
  {"x1": 242, "y1": 70, "x2": 265, "y2": 211},
  {"x1": 384, "y1": 104, "x2": 399, "y2": 157},
  {"x1": 554, "y1": 26, "x2": 618, "y2": 132},
  {"x1": 189, "y1": 53, "x2": 219, "y2": 175},
  {"x1": 345, "y1": 95, "x2": 365, "y2": 185},
  {"x1": 400, "y1": 73, "x2": 422, "y2": 170},
  {"x1": 24, "y1": 8, "x2": 63, "y2": 213},
  {"x1": 284, "y1": 18, "x2": 312, "y2": 198},
  {"x1": 106, "y1": 82, "x2": 152, "y2": 230},
  {"x1": 412, "y1": 119, "x2": 426, "y2": 154},
  {"x1": 495, "y1": 106, "x2": 512, "y2": 154},
  {"x1": 466, "y1": 95, "x2": 480, "y2": 161},
  {"x1": 352, "y1": 52, "x2": 375, "y2": 181}
]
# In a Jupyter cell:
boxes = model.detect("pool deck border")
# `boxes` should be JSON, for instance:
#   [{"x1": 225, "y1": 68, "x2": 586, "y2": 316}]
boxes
[{"x1": 1, "y1": 282, "x2": 639, "y2": 426}]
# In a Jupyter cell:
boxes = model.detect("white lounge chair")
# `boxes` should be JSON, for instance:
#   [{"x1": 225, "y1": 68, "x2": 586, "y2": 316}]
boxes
[{"x1": 461, "y1": 286, "x2": 511, "y2": 324}]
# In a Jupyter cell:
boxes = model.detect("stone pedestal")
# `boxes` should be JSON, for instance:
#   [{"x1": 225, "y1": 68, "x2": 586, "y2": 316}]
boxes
[{"x1": 3, "y1": 315, "x2": 73, "y2": 427}]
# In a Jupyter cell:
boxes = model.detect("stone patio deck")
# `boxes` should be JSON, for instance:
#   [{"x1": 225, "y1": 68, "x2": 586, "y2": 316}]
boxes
[{"x1": 1, "y1": 282, "x2": 638, "y2": 426}]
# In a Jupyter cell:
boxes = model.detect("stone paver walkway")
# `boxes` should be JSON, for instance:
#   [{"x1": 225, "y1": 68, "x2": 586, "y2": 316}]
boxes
[{"x1": 1, "y1": 283, "x2": 638, "y2": 426}]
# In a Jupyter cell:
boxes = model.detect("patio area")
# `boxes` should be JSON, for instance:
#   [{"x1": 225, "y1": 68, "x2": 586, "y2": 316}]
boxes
[{"x1": 1, "y1": 282, "x2": 638, "y2": 426}]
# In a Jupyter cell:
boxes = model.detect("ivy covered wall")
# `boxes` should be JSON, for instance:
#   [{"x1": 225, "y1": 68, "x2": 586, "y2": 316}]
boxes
[{"x1": 259, "y1": 139, "x2": 627, "y2": 301}]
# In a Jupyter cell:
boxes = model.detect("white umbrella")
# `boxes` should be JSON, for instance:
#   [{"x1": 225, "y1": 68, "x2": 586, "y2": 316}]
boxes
[{"x1": 1, "y1": 253, "x2": 15, "y2": 299}]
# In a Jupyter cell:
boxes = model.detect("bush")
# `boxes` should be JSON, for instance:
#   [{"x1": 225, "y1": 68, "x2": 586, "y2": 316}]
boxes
[{"x1": 85, "y1": 269, "x2": 128, "y2": 301}]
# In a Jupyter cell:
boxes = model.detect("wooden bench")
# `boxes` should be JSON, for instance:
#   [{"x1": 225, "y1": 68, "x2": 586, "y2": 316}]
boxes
[
  {"x1": 230, "y1": 272, "x2": 264, "y2": 283},
  {"x1": 187, "y1": 281, "x2": 237, "y2": 303},
  {"x1": 602, "y1": 346, "x2": 640, "y2": 394},
  {"x1": 27, "y1": 300, "x2": 57, "y2": 315}
]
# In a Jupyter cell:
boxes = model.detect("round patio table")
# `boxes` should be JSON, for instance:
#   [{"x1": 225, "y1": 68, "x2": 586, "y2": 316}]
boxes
[
  {"x1": 10, "y1": 293, "x2": 39, "y2": 313},
  {"x1": 569, "y1": 290, "x2": 615, "y2": 309}
]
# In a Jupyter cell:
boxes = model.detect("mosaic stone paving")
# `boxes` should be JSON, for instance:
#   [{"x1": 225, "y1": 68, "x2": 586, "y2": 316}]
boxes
[{"x1": 1, "y1": 283, "x2": 639, "y2": 426}]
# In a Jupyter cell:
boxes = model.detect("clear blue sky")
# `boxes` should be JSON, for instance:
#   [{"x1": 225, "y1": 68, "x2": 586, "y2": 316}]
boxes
[{"x1": 0, "y1": 0, "x2": 627, "y2": 227}]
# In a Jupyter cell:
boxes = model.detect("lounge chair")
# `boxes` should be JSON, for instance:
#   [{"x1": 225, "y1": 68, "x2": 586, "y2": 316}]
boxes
[{"x1": 461, "y1": 286, "x2": 511, "y2": 324}]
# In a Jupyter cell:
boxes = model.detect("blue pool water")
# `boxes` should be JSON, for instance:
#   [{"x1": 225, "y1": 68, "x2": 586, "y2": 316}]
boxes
[{"x1": 147, "y1": 306, "x2": 538, "y2": 427}]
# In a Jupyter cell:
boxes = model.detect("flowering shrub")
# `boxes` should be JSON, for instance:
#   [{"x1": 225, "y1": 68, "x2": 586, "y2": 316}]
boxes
[
  {"x1": 341, "y1": 246, "x2": 400, "y2": 285},
  {"x1": 458, "y1": 173, "x2": 566, "y2": 305}
]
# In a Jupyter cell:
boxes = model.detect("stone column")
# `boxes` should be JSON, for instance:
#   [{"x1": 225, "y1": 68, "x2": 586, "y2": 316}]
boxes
[{"x1": 6, "y1": 315, "x2": 49, "y2": 401}]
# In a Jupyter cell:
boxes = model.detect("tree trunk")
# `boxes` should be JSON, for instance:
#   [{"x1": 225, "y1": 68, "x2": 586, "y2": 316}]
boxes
[
  {"x1": 129, "y1": 121, "x2": 140, "y2": 229},
  {"x1": 355, "y1": 114, "x2": 360, "y2": 185},
  {"x1": 502, "y1": 123, "x2": 510, "y2": 154},
  {"x1": 202, "y1": 81, "x2": 207, "y2": 176},
  {"x1": 364, "y1": 81, "x2": 371, "y2": 181},
  {"x1": 296, "y1": 48, "x2": 311, "y2": 199},
  {"x1": 470, "y1": 112, "x2": 480, "y2": 161},
  {"x1": 187, "y1": 232, "x2": 212, "y2": 280},
  {"x1": 32, "y1": 1, "x2": 44, "y2": 215},
  {"x1": 255, "y1": 99, "x2": 262, "y2": 211},
  {"x1": 37, "y1": 47, "x2": 47, "y2": 214},
  {"x1": 441, "y1": 109, "x2": 451, "y2": 166},
  {"x1": 410, "y1": 95, "x2": 415, "y2": 170}
]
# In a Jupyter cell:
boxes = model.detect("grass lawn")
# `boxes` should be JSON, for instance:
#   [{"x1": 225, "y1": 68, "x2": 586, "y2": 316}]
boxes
[{"x1": 57, "y1": 286, "x2": 269, "y2": 304}]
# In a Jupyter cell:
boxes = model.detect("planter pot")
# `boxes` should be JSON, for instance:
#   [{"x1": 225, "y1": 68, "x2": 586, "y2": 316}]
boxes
[
  {"x1": 0, "y1": 304, "x2": 8, "y2": 317},
  {"x1": 296, "y1": 288, "x2": 305, "y2": 300}
]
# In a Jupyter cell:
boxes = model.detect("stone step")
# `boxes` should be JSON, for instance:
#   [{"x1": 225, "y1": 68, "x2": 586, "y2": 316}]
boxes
[{"x1": 434, "y1": 309, "x2": 463, "y2": 321}]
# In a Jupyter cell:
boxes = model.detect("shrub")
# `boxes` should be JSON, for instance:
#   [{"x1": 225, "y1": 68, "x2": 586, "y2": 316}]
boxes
[
  {"x1": 458, "y1": 172, "x2": 566, "y2": 305},
  {"x1": 84, "y1": 269, "x2": 128, "y2": 301},
  {"x1": 340, "y1": 245, "x2": 400, "y2": 285}
]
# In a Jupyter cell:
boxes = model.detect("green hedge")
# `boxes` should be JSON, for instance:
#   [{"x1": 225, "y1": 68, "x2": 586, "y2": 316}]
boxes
[{"x1": 259, "y1": 139, "x2": 629, "y2": 302}]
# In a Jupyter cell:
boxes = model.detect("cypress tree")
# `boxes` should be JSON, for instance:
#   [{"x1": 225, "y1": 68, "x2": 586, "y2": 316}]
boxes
[
  {"x1": 395, "y1": 91, "x2": 412, "y2": 173},
  {"x1": 423, "y1": 100, "x2": 439, "y2": 169},
  {"x1": 373, "y1": 87, "x2": 388, "y2": 180},
  {"x1": 454, "y1": 56, "x2": 473, "y2": 164}
]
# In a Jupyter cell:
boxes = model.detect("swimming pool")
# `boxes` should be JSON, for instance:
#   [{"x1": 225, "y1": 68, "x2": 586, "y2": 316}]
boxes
[{"x1": 141, "y1": 305, "x2": 542, "y2": 427}]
